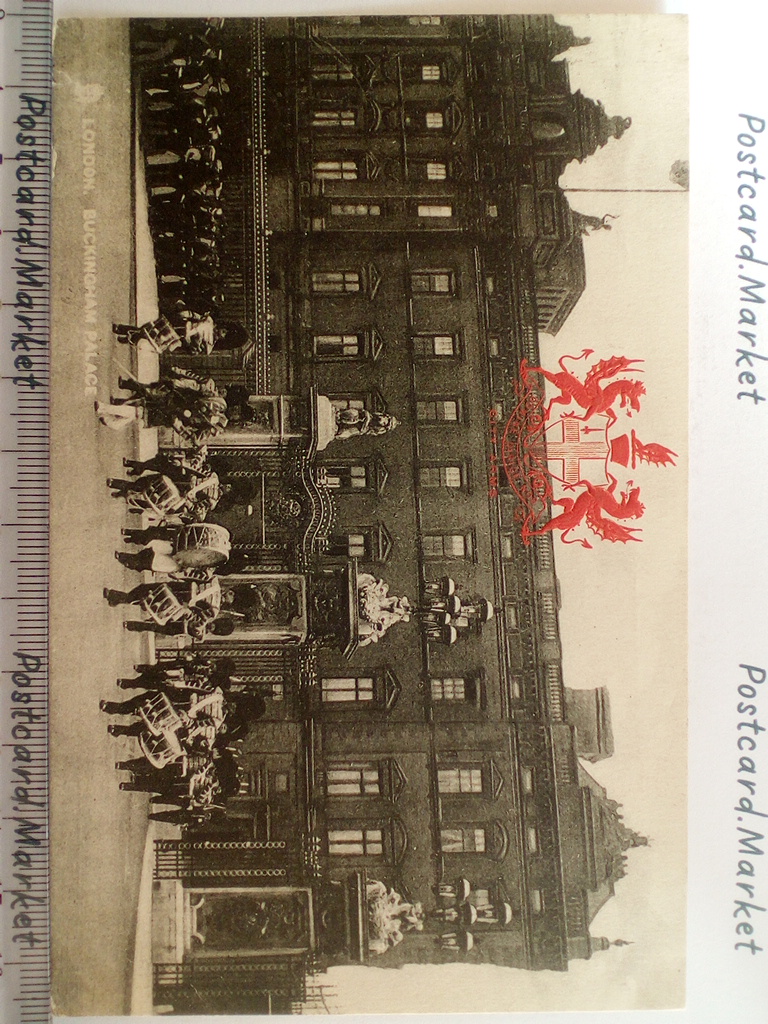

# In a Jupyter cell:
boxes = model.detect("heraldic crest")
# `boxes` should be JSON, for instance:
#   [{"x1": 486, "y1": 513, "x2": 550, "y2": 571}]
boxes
[{"x1": 502, "y1": 349, "x2": 678, "y2": 548}]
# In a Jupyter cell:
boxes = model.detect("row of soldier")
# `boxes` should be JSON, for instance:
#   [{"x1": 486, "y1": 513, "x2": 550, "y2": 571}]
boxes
[
  {"x1": 137, "y1": 19, "x2": 231, "y2": 317},
  {"x1": 102, "y1": 440, "x2": 235, "y2": 642},
  {"x1": 95, "y1": 347, "x2": 254, "y2": 827},
  {"x1": 102, "y1": 653, "x2": 266, "y2": 827}
]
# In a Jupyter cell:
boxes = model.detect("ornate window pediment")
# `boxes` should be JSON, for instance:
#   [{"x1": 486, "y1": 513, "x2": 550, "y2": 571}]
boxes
[
  {"x1": 383, "y1": 668, "x2": 401, "y2": 710},
  {"x1": 366, "y1": 263, "x2": 382, "y2": 299},
  {"x1": 369, "y1": 328, "x2": 384, "y2": 362},
  {"x1": 488, "y1": 760, "x2": 505, "y2": 800},
  {"x1": 490, "y1": 820, "x2": 509, "y2": 862},
  {"x1": 375, "y1": 522, "x2": 394, "y2": 562},
  {"x1": 365, "y1": 151, "x2": 384, "y2": 180},
  {"x1": 391, "y1": 818, "x2": 409, "y2": 863},
  {"x1": 388, "y1": 759, "x2": 408, "y2": 801}
]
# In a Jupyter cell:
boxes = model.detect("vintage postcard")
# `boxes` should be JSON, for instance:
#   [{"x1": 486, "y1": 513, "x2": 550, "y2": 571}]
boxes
[{"x1": 49, "y1": 13, "x2": 688, "y2": 1016}]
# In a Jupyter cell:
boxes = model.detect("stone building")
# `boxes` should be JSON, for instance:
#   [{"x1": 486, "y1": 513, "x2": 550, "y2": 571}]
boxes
[{"x1": 135, "y1": 14, "x2": 644, "y2": 1014}]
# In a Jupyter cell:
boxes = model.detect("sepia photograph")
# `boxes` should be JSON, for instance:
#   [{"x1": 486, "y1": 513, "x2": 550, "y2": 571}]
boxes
[{"x1": 49, "y1": 12, "x2": 688, "y2": 1016}]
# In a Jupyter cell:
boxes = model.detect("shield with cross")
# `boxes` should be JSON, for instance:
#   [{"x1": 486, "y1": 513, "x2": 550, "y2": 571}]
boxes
[{"x1": 543, "y1": 413, "x2": 612, "y2": 486}]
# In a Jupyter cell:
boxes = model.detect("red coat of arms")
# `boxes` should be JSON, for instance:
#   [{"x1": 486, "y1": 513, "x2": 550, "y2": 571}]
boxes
[{"x1": 501, "y1": 349, "x2": 677, "y2": 548}]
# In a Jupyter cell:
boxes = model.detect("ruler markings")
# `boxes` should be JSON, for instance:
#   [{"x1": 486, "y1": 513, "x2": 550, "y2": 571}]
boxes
[{"x1": 1, "y1": 1, "x2": 53, "y2": 1021}]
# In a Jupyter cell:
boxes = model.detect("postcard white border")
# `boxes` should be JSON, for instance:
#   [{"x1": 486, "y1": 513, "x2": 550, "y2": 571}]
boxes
[{"x1": 37, "y1": 0, "x2": 768, "y2": 1021}]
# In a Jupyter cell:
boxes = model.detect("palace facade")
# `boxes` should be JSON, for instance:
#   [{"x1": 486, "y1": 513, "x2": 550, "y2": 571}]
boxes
[{"x1": 136, "y1": 15, "x2": 643, "y2": 1014}]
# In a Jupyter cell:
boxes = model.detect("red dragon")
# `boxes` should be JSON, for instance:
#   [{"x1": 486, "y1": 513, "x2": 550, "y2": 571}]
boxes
[
  {"x1": 526, "y1": 473, "x2": 646, "y2": 548},
  {"x1": 524, "y1": 349, "x2": 646, "y2": 425}
]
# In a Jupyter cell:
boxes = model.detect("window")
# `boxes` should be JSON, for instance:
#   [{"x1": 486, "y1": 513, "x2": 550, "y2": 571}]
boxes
[
  {"x1": 327, "y1": 763, "x2": 381, "y2": 796},
  {"x1": 431, "y1": 676, "x2": 475, "y2": 702},
  {"x1": 321, "y1": 671, "x2": 400, "y2": 711},
  {"x1": 416, "y1": 398, "x2": 462, "y2": 422},
  {"x1": 410, "y1": 270, "x2": 455, "y2": 295},
  {"x1": 321, "y1": 457, "x2": 387, "y2": 495},
  {"x1": 502, "y1": 536, "x2": 514, "y2": 559},
  {"x1": 410, "y1": 160, "x2": 450, "y2": 182},
  {"x1": 521, "y1": 767, "x2": 534, "y2": 794},
  {"x1": 530, "y1": 889, "x2": 543, "y2": 914},
  {"x1": 330, "y1": 203, "x2": 381, "y2": 217},
  {"x1": 329, "y1": 386, "x2": 389, "y2": 415},
  {"x1": 438, "y1": 767, "x2": 483, "y2": 794},
  {"x1": 422, "y1": 532, "x2": 472, "y2": 559},
  {"x1": 413, "y1": 334, "x2": 457, "y2": 358},
  {"x1": 314, "y1": 334, "x2": 362, "y2": 357},
  {"x1": 328, "y1": 828, "x2": 383, "y2": 856},
  {"x1": 322, "y1": 677, "x2": 374, "y2": 703},
  {"x1": 312, "y1": 109, "x2": 357, "y2": 128},
  {"x1": 329, "y1": 531, "x2": 368, "y2": 557},
  {"x1": 440, "y1": 827, "x2": 486, "y2": 853},
  {"x1": 313, "y1": 159, "x2": 359, "y2": 181},
  {"x1": 418, "y1": 204, "x2": 453, "y2": 218},
  {"x1": 409, "y1": 15, "x2": 441, "y2": 25},
  {"x1": 527, "y1": 827, "x2": 539, "y2": 853},
  {"x1": 425, "y1": 111, "x2": 445, "y2": 129},
  {"x1": 488, "y1": 335, "x2": 500, "y2": 357},
  {"x1": 312, "y1": 271, "x2": 360, "y2": 293},
  {"x1": 419, "y1": 465, "x2": 464, "y2": 489},
  {"x1": 324, "y1": 463, "x2": 368, "y2": 490},
  {"x1": 311, "y1": 60, "x2": 354, "y2": 82},
  {"x1": 328, "y1": 523, "x2": 392, "y2": 561},
  {"x1": 422, "y1": 64, "x2": 441, "y2": 81},
  {"x1": 312, "y1": 331, "x2": 381, "y2": 367}
]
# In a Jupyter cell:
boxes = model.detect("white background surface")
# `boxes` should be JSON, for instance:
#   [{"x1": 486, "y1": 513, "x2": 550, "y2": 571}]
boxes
[{"x1": 48, "y1": 0, "x2": 768, "y2": 1021}]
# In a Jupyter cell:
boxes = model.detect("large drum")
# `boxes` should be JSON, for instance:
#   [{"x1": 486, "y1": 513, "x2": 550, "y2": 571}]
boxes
[
  {"x1": 139, "y1": 692, "x2": 184, "y2": 736},
  {"x1": 139, "y1": 729, "x2": 183, "y2": 769},
  {"x1": 141, "y1": 583, "x2": 186, "y2": 624},
  {"x1": 127, "y1": 473, "x2": 185, "y2": 517},
  {"x1": 138, "y1": 693, "x2": 185, "y2": 768},
  {"x1": 173, "y1": 522, "x2": 231, "y2": 568},
  {"x1": 140, "y1": 315, "x2": 183, "y2": 355}
]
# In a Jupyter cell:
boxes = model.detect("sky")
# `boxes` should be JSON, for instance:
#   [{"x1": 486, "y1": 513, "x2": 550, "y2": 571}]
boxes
[{"x1": 326, "y1": 13, "x2": 690, "y2": 1013}]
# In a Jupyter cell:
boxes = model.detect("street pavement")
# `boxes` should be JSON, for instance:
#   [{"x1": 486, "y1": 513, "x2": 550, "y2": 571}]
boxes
[{"x1": 50, "y1": 22, "x2": 161, "y2": 1015}]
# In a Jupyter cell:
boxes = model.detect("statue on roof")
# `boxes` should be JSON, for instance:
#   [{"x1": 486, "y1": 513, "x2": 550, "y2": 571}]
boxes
[
  {"x1": 572, "y1": 211, "x2": 618, "y2": 235},
  {"x1": 597, "y1": 104, "x2": 632, "y2": 146}
]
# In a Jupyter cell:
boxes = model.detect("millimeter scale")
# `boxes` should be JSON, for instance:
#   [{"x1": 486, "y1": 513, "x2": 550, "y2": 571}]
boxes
[{"x1": 0, "y1": 1, "x2": 53, "y2": 1022}]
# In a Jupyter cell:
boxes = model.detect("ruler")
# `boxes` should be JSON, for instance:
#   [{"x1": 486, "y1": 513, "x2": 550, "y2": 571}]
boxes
[{"x1": 0, "y1": 1, "x2": 53, "y2": 1023}]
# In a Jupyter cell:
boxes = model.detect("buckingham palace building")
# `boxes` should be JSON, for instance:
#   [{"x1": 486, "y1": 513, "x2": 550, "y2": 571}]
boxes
[{"x1": 132, "y1": 14, "x2": 645, "y2": 1014}]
